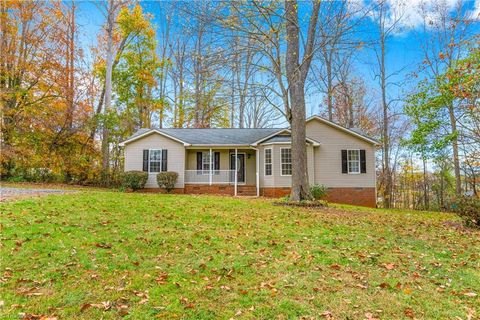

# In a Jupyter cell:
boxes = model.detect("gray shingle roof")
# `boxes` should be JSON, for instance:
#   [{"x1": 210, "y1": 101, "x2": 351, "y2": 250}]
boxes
[
  {"x1": 261, "y1": 135, "x2": 292, "y2": 143},
  {"x1": 124, "y1": 128, "x2": 285, "y2": 145}
]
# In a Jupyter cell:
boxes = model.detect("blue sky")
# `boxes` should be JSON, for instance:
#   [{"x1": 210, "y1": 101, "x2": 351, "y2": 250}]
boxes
[{"x1": 74, "y1": 0, "x2": 479, "y2": 120}]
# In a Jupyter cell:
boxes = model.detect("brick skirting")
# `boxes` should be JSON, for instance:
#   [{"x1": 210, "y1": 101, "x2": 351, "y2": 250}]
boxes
[
  {"x1": 324, "y1": 187, "x2": 376, "y2": 207},
  {"x1": 260, "y1": 187, "x2": 376, "y2": 207},
  {"x1": 184, "y1": 184, "x2": 257, "y2": 196},
  {"x1": 260, "y1": 187, "x2": 291, "y2": 198}
]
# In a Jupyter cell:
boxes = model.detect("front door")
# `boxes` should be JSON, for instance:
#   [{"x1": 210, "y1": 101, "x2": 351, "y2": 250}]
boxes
[{"x1": 230, "y1": 153, "x2": 245, "y2": 183}]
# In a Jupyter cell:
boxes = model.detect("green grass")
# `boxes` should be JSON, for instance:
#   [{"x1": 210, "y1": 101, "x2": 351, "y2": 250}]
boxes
[{"x1": 1, "y1": 191, "x2": 479, "y2": 319}]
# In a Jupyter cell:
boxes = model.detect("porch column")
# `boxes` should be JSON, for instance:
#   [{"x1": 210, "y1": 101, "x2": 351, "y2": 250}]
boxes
[
  {"x1": 234, "y1": 148, "x2": 238, "y2": 196},
  {"x1": 255, "y1": 148, "x2": 259, "y2": 197},
  {"x1": 209, "y1": 148, "x2": 212, "y2": 185}
]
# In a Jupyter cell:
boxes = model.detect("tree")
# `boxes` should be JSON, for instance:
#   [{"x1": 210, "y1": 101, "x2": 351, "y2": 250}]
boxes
[
  {"x1": 413, "y1": 0, "x2": 474, "y2": 196},
  {"x1": 285, "y1": 0, "x2": 321, "y2": 200},
  {"x1": 370, "y1": 0, "x2": 404, "y2": 208}
]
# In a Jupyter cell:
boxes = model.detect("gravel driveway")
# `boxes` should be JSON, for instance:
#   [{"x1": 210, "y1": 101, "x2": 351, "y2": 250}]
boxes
[{"x1": 0, "y1": 186, "x2": 76, "y2": 202}]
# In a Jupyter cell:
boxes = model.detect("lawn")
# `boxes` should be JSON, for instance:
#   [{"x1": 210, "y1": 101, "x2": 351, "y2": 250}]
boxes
[{"x1": 1, "y1": 191, "x2": 479, "y2": 319}]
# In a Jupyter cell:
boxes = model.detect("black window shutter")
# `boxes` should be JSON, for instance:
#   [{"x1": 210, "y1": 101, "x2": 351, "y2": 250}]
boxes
[
  {"x1": 161, "y1": 149, "x2": 168, "y2": 171},
  {"x1": 341, "y1": 150, "x2": 348, "y2": 173},
  {"x1": 196, "y1": 152, "x2": 202, "y2": 171},
  {"x1": 360, "y1": 149, "x2": 366, "y2": 173},
  {"x1": 214, "y1": 152, "x2": 220, "y2": 170},
  {"x1": 143, "y1": 150, "x2": 149, "y2": 172}
]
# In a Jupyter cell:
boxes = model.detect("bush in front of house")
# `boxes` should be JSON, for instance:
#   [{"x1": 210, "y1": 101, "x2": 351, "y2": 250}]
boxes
[
  {"x1": 157, "y1": 172, "x2": 178, "y2": 193},
  {"x1": 310, "y1": 184, "x2": 328, "y2": 200},
  {"x1": 454, "y1": 196, "x2": 480, "y2": 228},
  {"x1": 120, "y1": 171, "x2": 148, "y2": 191}
]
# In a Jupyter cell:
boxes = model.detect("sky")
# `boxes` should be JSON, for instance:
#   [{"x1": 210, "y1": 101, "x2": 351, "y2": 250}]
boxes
[{"x1": 74, "y1": 0, "x2": 480, "y2": 120}]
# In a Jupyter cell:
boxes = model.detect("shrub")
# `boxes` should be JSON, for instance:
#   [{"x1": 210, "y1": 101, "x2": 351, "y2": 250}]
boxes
[
  {"x1": 157, "y1": 172, "x2": 178, "y2": 193},
  {"x1": 310, "y1": 184, "x2": 328, "y2": 200},
  {"x1": 454, "y1": 197, "x2": 480, "y2": 228},
  {"x1": 120, "y1": 171, "x2": 148, "y2": 191}
]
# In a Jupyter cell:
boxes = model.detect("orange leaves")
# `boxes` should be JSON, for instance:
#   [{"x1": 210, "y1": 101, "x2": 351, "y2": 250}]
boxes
[
  {"x1": 383, "y1": 263, "x2": 396, "y2": 270},
  {"x1": 155, "y1": 272, "x2": 169, "y2": 285}
]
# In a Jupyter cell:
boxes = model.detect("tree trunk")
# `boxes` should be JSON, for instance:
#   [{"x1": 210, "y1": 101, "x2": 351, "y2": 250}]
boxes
[
  {"x1": 422, "y1": 156, "x2": 429, "y2": 210},
  {"x1": 102, "y1": 0, "x2": 115, "y2": 172},
  {"x1": 290, "y1": 83, "x2": 311, "y2": 201},
  {"x1": 285, "y1": 0, "x2": 318, "y2": 201},
  {"x1": 447, "y1": 103, "x2": 462, "y2": 195},
  {"x1": 326, "y1": 51, "x2": 333, "y2": 121},
  {"x1": 380, "y1": 17, "x2": 392, "y2": 209}
]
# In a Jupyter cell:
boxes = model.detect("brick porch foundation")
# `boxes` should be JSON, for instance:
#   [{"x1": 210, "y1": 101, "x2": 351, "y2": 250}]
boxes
[
  {"x1": 260, "y1": 187, "x2": 376, "y2": 207},
  {"x1": 184, "y1": 184, "x2": 257, "y2": 196}
]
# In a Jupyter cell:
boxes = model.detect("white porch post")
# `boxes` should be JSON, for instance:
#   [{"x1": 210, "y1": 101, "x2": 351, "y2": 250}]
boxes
[
  {"x1": 209, "y1": 148, "x2": 212, "y2": 185},
  {"x1": 255, "y1": 148, "x2": 259, "y2": 197},
  {"x1": 234, "y1": 148, "x2": 238, "y2": 196}
]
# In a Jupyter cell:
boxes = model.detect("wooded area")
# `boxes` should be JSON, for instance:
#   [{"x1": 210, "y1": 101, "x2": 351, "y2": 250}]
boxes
[{"x1": 1, "y1": 0, "x2": 479, "y2": 210}]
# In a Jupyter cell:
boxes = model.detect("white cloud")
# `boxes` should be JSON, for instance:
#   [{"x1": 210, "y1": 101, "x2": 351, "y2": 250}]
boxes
[
  {"x1": 469, "y1": 0, "x2": 480, "y2": 20},
  {"x1": 362, "y1": 0, "x2": 465, "y2": 34}
]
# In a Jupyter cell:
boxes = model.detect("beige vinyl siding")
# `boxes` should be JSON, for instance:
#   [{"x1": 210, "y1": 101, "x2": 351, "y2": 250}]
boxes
[
  {"x1": 124, "y1": 132, "x2": 185, "y2": 188},
  {"x1": 185, "y1": 149, "x2": 256, "y2": 185},
  {"x1": 257, "y1": 144, "x2": 315, "y2": 188},
  {"x1": 306, "y1": 119, "x2": 376, "y2": 188},
  {"x1": 258, "y1": 145, "x2": 275, "y2": 187}
]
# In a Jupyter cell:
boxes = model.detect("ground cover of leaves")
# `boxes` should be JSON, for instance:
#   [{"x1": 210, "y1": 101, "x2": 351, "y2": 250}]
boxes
[{"x1": 1, "y1": 191, "x2": 478, "y2": 319}]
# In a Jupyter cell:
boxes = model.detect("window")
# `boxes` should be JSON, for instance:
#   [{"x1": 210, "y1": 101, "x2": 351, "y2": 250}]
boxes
[
  {"x1": 264, "y1": 148, "x2": 272, "y2": 176},
  {"x1": 149, "y1": 149, "x2": 162, "y2": 172},
  {"x1": 202, "y1": 151, "x2": 212, "y2": 174},
  {"x1": 347, "y1": 149, "x2": 360, "y2": 174},
  {"x1": 280, "y1": 148, "x2": 292, "y2": 176}
]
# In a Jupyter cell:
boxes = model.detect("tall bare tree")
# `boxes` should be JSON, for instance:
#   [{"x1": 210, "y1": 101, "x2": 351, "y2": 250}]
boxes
[{"x1": 285, "y1": 0, "x2": 321, "y2": 200}]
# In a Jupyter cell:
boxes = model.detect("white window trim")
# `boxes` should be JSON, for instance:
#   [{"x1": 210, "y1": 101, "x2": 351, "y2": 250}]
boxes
[
  {"x1": 201, "y1": 151, "x2": 213, "y2": 175},
  {"x1": 148, "y1": 149, "x2": 162, "y2": 173},
  {"x1": 280, "y1": 147, "x2": 292, "y2": 177},
  {"x1": 347, "y1": 149, "x2": 361, "y2": 174},
  {"x1": 264, "y1": 148, "x2": 273, "y2": 176}
]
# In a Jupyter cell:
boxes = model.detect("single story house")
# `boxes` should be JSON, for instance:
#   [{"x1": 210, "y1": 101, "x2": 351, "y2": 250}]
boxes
[{"x1": 120, "y1": 115, "x2": 379, "y2": 207}]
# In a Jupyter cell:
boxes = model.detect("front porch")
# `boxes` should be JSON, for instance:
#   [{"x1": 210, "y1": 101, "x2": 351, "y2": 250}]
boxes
[{"x1": 184, "y1": 148, "x2": 259, "y2": 196}]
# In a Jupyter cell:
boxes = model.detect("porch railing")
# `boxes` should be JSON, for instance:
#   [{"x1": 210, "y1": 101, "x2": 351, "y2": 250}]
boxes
[{"x1": 185, "y1": 170, "x2": 236, "y2": 185}]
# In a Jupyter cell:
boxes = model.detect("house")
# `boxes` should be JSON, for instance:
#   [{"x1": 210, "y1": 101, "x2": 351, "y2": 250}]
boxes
[{"x1": 119, "y1": 115, "x2": 379, "y2": 207}]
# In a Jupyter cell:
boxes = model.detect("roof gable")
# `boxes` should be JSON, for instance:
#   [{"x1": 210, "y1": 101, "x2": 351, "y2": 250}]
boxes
[{"x1": 306, "y1": 116, "x2": 379, "y2": 145}]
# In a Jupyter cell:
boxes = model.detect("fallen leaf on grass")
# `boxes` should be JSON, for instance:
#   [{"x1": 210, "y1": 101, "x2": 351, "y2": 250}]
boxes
[
  {"x1": 18, "y1": 313, "x2": 57, "y2": 320},
  {"x1": 320, "y1": 310, "x2": 333, "y2": 319},
  {"x1": 155, "y1": 273, "x2": 169, "y2": 285},
  {"x1": 463, "y1": 292, "x2": 477, "y2": 297},
  {"x1": 179, "y1": 297, "x2": 195, "y2": 309},
  {"x1": 384, "y1": 263, "x2": 395, "y2": 270},
  {"x1": 80, "y1": 301, "x2": 111, "y2": 312},
  {"x1": 364, "y1": 312, "x2": 379, "y2": 320},
  {"x1": 379, "y1": 282, "x2": 390, "y2": 289},
  {"x1": 16, "y1": 287, "x2": 53, "y2": 297},
  {"x1": 404, "y1": 308, "x2": 415, "y2": 318},
  {"x1": 94, "y1": 242, "x2": 112, "y2": 249}
]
